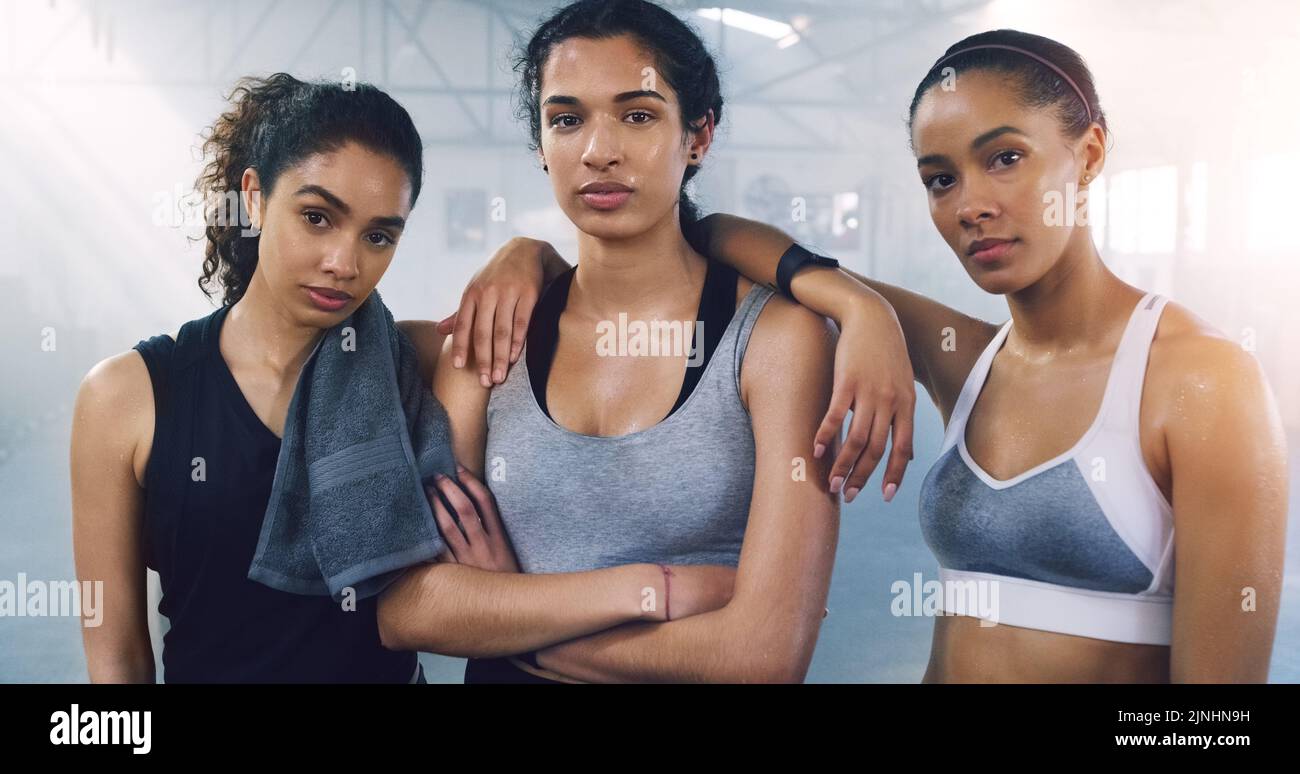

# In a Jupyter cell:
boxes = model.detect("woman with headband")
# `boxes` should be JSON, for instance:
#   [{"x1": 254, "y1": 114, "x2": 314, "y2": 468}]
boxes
[
  {"x1": 462, "y1": 28, "x2": 1287, "y2": 682},
  {"x1": 704, "y1": 29, "x2": 1288, "y2": 682}
]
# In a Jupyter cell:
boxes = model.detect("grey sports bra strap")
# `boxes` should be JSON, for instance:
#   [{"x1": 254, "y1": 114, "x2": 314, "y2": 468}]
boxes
[{"x1": 731, "y1": 283, "x2": 777, "y2": 396}]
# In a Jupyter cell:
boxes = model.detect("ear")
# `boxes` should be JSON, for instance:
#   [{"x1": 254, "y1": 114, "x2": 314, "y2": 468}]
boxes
[
  {"x1": 687, "y1": 108, "x2": 715, "y2": 165},
  {"x1": 1078, "y1": 123, "x2": 1106, "y2": 187},
  {"x1": 537, "y1": 150, "x2": 548, "y2": 174},
  {"x1": 240, "y1": 167, "x2": 264, "y2": 231}
]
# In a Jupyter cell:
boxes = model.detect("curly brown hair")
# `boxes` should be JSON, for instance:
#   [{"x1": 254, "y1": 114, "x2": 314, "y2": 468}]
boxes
[{"x1": 194, "y1": 73, "x2": 424, "y2": 306}]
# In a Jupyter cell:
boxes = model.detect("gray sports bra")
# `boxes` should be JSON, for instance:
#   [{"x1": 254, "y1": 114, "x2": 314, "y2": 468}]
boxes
[
  {"x1": 482, "y1": 269, "x2": 776, "y2": 574},
  {"x1": 918, "y1": 293, "x2": 1174, "y2": 645}
]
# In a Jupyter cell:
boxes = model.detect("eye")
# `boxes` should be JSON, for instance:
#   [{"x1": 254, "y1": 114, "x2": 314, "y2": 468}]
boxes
[
  {"x1": 366, "y1": 231, "x2": 395, "y2": 247},
  {"x1": 991, "y1": 150, "x2": 1023, "y2": 169},
  {"x1": 924, "y1": 173, "x2": 956, "y2": 193},
  {"x1": 303, "y1": 210, "x2": 330, "y2": 227},
  {"x1": 548, "y1": 113, "x2": 581, "y2": 129},
  {"x1": 625, "y1": 110, "x2": 654, "y2": 124}
]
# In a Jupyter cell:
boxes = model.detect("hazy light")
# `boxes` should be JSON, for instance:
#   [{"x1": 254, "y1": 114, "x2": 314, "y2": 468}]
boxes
[
  {"x1": 1107, "y1": 166, "x2": 1177, "y2": 255},
  {"x1": 697, "y1": 8, "x2": 795, "y2": 41},
  {"x1": 1247, "y1": 153, "x2": 1300, "y2": 251}
]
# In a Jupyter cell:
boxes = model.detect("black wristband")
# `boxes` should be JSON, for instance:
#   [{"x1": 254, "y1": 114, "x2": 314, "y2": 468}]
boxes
[{"x1": 775, "y1": 243, "x2": 839, "y2": 302}]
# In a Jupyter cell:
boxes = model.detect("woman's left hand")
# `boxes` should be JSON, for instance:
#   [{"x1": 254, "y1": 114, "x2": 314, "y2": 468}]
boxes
[
  {"x1": 814, "y1": 294, "x2": 916, "y2": 504},
  {"x1": 427, "y1": 464, "x2": 520, "y2": 573}
]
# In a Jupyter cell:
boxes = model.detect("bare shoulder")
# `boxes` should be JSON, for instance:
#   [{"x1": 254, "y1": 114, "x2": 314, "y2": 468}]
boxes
[
  {"x1": 739, "y1": 279, "x2": 838, "y2": 404},
  {"x1": 78, "y1": 349, "x2": 154, "y2": 415},
  {"x1": 1149, "y1": 300, "x2": 1259, "y2": 380},
  {"x1": 397, "y1": 319, "x2": 448, "y2": 384},
  {"x1": 74, "y1": 348, "x2": 157, "y2": 485},
  {"x1": 432, "y1": 333, "x2": 492, "y2": 420},
  {"x1": 746, "y1": 281, "x2": 838, "y2": 354},
  {"x1": 1146, "y1": 300, "x2": 1274, "y2": 418},
  {"x1": 433, "y1": 332, "x2": 490, "y2": 392},
  {"x1": 81, "y1": 326, "x2": 178, "y2": 417}
]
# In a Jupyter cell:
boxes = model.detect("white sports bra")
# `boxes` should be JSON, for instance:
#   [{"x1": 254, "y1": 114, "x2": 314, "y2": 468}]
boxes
[{"x1": 917, "y1": 292, "x2": 1174, "y2": 645}]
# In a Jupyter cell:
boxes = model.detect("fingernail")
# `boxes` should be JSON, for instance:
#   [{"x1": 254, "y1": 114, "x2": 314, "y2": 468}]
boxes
[
  {"x1": 884, "y1": 482, "x2": 898, "y2": 502},
  {"x1": 493, "y1": 368, "x2": 504, "y2": 382},
  {"x1": 434, "y1": 473, "x2": 446, "y2": 482},
  {"x1": 813, "y1": 443, "x2": 825, "y2": 459},
  {"x1": 844, "y1": 487, "x2": 859, "y2": 503},
  {"x1": 456, "y1": 463, "x2": 466, "y2": 473},
  {"x1": 480, "y1": 373, "x2": 491, "y2": 388},
  {"x1": 829, "y1": 476, "x2": 844, "y2": 494},
  {"x1": 454, "y1": 356, "x2": 464, "y2": 369}
]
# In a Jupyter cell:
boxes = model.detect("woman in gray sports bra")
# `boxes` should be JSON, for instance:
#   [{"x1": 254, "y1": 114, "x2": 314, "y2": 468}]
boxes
[
  {"x1": 685, "y1": 31, "x2": 1289, "y2": 682},
  {"x1": 376, "y1": 0, "x2": 921, "y2": 683}
]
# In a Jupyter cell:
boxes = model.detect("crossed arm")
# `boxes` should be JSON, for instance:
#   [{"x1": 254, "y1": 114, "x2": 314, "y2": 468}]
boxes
[
  {"x1": 382, "y1": 323, "x2": 686, "y2": 657},
  {"x1": 386, "y1": 288, "x2": 842, "y2": 681},
  {"x1": 532, "y1": 297, "x2": 842, "y2": 683}
]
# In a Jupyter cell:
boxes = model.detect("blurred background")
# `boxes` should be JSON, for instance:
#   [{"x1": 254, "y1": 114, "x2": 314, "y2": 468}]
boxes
[{"x1": 1, "y1": 0, "x2": 1296, "y2": 682}]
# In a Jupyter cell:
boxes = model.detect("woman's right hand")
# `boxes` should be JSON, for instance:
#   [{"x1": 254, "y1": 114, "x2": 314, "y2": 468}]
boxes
[
  {"x1": 643, "y1": 564, "x2": 737, "y2": 622},
  {"x1": 435, "y1": 237, "x2": 567, "y2": 389}
]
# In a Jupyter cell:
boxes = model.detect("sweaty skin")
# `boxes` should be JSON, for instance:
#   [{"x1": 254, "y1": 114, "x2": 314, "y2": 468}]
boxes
[{"x1": 695, "y1": 66, "x2": 1287, "y2": 683}]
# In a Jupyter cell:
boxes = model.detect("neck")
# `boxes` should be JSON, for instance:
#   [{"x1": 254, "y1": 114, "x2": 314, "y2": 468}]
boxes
[
  {"x1": 222, "y1": 271, "x2": 326, "y2": 379},
  {"x1": 570, "y1": 207, "x2": 705, "y2": 320},
  {"x1": 1003, "y1": 229, "x2": 1138, "y2": 356}
]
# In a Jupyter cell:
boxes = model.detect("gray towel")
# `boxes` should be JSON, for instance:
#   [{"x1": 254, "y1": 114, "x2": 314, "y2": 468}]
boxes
[{"x1": 248, "y1": 289, "x2": 454, "y2": 602}]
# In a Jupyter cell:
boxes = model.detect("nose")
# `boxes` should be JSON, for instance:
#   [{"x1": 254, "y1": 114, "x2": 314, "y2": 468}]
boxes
[
  {"x1": 319, "y1": 239, "x2": 360, "y2": 282},
  {"x1": 580, "y1": 115, "x2": 622, "y2": 170},
  {"x1": 955, "y1": 176, "x2": 1001, "y2": 228}
]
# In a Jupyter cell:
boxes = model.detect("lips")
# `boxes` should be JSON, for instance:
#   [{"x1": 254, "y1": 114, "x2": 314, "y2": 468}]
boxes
[
  {"x1": 579, "y1": 180, "x2": 634, "y2": 211},
  {"x1": 304, "y1": 285, "x2": 353, "y2": 312},
  {"x1": 966, "y1": 238, "x2": 1018, "y2": 263},
  {"x1": 306, "y1": 286, "x2": 352, "y2": 300},
  {"x1": 579, "y1": 180, "x2": 633, "y2": 194}
]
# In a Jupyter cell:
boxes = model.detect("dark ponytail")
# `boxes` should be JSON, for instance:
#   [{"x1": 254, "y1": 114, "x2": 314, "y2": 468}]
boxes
[
  {"x1": 907, "y1": 29, "x2": 1107, "y2": 145},
  {"x1": 514, "y1": 0, "x2": 724, "y2": 227},
  {"x1": 195, "y1": 73, "x2": 424, "y2": 306}
]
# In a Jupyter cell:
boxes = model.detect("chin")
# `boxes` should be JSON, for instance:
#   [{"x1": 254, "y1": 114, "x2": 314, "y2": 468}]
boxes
[
  {"x1": 573, "y1": 212, "x2": 648, "y2": 241},
  {"x1": 964, "y1": 264, "x2": 1028, "y2": 296},
  {"x1": 973, "y1": 278, "x2": 1020, "y2": 296},
  {"x1": 295, "y1": 301, "x2": 351, "y2": 327}
]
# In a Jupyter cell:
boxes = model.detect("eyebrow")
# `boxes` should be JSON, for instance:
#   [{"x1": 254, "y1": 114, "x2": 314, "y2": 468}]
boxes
[
  {"x1": 295, "y1": 184, "x2": 405, "y2": 230},
  {"x1": 916, "y1": 125, "x2": 1026, "y2": 167},
  {"x1": 542, "y1": 89, "x2": 668, "y2": 107}
]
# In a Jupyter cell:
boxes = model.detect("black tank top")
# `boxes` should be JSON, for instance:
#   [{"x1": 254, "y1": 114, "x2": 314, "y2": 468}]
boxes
[{"x1": 132, "y1": 303, "x2": 417, "y2": 683}]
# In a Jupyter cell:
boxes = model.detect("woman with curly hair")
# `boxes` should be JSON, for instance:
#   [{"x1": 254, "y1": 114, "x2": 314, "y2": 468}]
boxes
[{"x1": 69, "y1": 73, "x2": 436, "y2": 683}]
